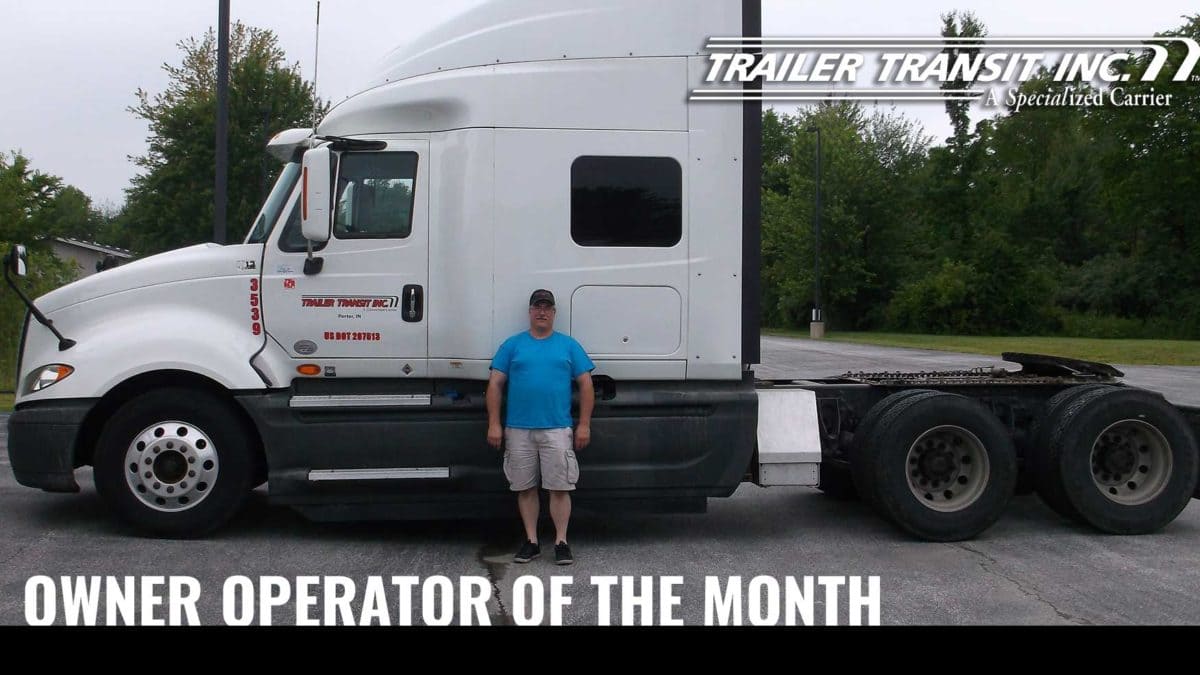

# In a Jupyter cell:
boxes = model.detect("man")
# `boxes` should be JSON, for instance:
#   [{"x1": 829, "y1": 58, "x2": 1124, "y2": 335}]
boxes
[{"x1": 486, "y1": 289, "x2": 595, "y2": 565}]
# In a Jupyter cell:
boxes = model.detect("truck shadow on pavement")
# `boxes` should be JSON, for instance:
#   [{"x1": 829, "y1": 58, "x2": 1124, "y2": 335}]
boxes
[{"x1": 21, "y1": 477, "x2": 1190, "y2": 548}]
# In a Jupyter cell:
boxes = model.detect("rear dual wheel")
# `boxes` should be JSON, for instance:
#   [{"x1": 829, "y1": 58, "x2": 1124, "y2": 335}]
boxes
[
  {"x1": 848, "y1": 390, "x2": 939, "y2": 508},
  {"x1": 1029, "y1": 384, "x2": 1115, "y2": 518},
  {"x1": 822, "y1": 389, "x2": 936, "y2": 501},
  {"x1": 852, "y1": 391, "x2": 1017, "y2": 541},
  {"x1": 1034, "y1": 386, "x2": 1197, "y2": 534}
]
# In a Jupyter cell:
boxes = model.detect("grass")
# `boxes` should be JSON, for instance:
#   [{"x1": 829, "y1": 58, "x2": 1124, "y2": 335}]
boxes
[
  {"x1": 762, "y1": 329, "x2": 1200, "y2": 366},
  {"x1": 0, "y1": 392, "x2": 13, "y2": 412}
]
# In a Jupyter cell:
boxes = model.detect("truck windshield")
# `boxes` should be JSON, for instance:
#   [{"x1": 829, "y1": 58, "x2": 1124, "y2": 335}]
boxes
[{"x1": 245, "y1": 162, "x2": 301, "y2": 244}]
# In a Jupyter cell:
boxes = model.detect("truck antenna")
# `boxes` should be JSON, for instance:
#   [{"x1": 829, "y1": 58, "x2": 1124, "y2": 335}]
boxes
[{"x1": 311, "y1": 1, "x2": 321, "y2": 133}]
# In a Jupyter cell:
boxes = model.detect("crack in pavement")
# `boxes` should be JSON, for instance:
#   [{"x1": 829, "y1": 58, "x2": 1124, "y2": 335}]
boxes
[
  {"x1": 0, "y1": 530, "x2": 53, "y2": 568},
  {"x1": 477, "y1": 542, "x2": 515, "y2": 626},
  {"x1": 952, "y1": 542, "x2": 1094, "y2": 625}
]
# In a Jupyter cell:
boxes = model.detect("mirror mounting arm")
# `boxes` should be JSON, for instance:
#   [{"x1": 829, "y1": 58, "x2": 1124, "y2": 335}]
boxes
[
  {"x1": 3, "y1": 250, "x2": 75, "y2": 351},
  {"x1": 303, "y1": 240, "x2": 324, "y2": 276}
]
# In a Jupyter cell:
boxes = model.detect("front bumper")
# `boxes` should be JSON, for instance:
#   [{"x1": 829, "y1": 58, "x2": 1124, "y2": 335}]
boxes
[{"x1": 6, "y1": 399, "x2": 95, "y2": 492}]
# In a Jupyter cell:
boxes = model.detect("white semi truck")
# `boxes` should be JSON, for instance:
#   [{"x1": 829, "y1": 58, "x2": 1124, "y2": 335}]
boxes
[{"x1": 6, "y1": 0, "x2": 1199, "y2": 542}]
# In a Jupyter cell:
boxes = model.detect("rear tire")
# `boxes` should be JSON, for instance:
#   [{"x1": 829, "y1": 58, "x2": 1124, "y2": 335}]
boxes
[
  {"x1": 1030, "y1": 384, "x2": 1116, "y2": 521},
  {"x1": 850, "y1": 390, "x2": 941, "y2": 509},
  {"x1": 93, "y1": 387, "x2": 255, "y2": 538},
  {"x1": 858, "y1": 392, "x2": 1017, "y2": 541},
  {"x1": 1042, "y1": 387, "x2": 1197, "y2": 534}
]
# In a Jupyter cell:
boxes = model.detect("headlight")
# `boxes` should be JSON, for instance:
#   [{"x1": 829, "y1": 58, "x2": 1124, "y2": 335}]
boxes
[{"x1": 27, "y1": 364, "x2": 74, "y2": 393}]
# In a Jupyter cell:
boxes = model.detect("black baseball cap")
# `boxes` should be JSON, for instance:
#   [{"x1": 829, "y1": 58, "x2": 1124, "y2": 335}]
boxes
[{"x1": 529, "y1": 289, "x2": 555, "y2": 307}]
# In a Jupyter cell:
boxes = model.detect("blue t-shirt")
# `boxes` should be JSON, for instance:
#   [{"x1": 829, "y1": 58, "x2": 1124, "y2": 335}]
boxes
[{"x1": 490, "y1": 331, "x2": 595, "y2": 429}]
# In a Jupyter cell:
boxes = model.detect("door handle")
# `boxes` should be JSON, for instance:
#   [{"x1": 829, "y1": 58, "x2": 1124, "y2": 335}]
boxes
[{"x1": 402, "y1": 284, "x2": 423, "y2": 322}]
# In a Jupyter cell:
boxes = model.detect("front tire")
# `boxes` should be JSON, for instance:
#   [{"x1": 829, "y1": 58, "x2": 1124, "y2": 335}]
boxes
[{"x1": 93, "y1": 387, "x2": 256, "y2": 537}]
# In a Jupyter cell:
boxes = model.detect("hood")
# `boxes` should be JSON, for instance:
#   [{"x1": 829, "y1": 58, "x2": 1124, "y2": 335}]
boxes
[{"x1": 36, "y1": 243, "x2": 262, "y2": 314}]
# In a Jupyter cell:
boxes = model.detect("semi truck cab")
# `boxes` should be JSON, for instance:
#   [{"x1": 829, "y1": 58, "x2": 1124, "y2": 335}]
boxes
[{"x1": 8, "y1": 0, "x2": 784, "y2": 535}]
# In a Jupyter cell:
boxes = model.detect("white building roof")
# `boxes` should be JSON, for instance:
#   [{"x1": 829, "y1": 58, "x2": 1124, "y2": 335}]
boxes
[{"x1": 53, "y1": 237, "x2": 133, "y2": 259}]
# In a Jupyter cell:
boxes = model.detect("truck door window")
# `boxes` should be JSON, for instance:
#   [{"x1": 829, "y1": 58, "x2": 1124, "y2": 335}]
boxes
[
  {"x1": 277, "y1": 196, "x2": 327, "y2": 253},
  {"x1": 333, "y1": 152, "x2": 418, "y2": 239},
  {"x1": 246, "y1": 162, "x2": 301, "y2": 244},
  {"x1": 571, "y1": 156, "x2": 682, "y2": 247}
]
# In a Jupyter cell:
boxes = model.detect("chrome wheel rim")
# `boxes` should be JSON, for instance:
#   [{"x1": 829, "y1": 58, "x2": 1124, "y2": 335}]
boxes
[
  {"x1": 906, "y1": 425, "x2": 991, "y2": 512},
  {"x1": 123, "y1": 421, "x2": 219, "y2": 512},
  {"x1": 1090, "y1": 419, "x2": 1172, "y2": 506}
]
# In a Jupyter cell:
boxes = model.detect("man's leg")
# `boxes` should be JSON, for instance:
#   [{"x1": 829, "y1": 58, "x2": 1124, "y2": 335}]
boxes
[
  {"x1": 540, "y1": 428, "x2": 578, "y2": 552},
  {"x1": 549, "y1": 490, "x2": 571, "y2": 544},
  {"x1": 518, "y1": 487, "x2": 540, "y2": 543},
  {"x1": 505, "y1": 429, "x2": 541, "y2": 559}
]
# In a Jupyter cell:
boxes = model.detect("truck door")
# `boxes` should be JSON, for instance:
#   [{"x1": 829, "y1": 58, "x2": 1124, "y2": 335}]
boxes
[{"x1": 261, "y1": 140, "x2": 429, "y2": 376}]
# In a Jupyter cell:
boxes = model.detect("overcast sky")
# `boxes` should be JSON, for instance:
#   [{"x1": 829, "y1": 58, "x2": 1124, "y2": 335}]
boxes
[{"x1": 1, "y1": 0, "x2": 1194, "y2": 209}]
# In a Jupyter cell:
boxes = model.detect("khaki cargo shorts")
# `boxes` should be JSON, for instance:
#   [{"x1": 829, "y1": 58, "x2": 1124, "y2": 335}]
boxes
[{"x1": 503, "y1": 427, "x2": 579, "y2": 492}]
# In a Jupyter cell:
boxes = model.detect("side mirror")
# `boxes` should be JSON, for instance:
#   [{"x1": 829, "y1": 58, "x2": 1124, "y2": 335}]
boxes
[
  {"x1": 301, "y1": 146, "x2": 333, "y2": 243},
  {"x1": 3, "y1": 244, "x2": 74, "y2": 350},
  {"x1": 5, "y1": 244, "x2": 27, "y2": 278}
]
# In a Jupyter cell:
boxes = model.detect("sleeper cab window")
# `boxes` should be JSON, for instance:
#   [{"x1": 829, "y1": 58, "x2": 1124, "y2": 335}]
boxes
[
  {"x1": 570, "y1": 155, "x2": 682, "y2": 247},
  {"x1": 333, "y1": 151, "x2": 419, "y2": 240}
]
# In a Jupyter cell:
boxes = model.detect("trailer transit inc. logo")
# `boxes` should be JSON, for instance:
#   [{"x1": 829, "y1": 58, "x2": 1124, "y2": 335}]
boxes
[{"x1": 692, "y1": 36, "x2": 1200, "y2": 111}]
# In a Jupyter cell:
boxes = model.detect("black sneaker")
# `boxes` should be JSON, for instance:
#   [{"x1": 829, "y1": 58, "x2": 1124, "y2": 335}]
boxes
[
  {"x1": 513, "y1": 540, "x2": 540, "y2": 563},
  {"x1": 554, "y1": 541, "x2": 574, "y2": 566}
]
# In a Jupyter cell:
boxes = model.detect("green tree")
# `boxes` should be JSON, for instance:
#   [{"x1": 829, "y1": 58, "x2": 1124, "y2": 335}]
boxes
[
  {"x1": 35, "y1": 186, "x2": 96, "y2": 240},
  {"x1": 986, "y1": 71, "x2": 1104, "y2": 263},
  {"x1": 760, "y1": 13, "x2": 1200, "y2": 339},
  {"x1": 923, "y1": 11, "x2": 989, "y2": 252},
  {"x1": 888, "y1": 72, "x2": 1091, "y2": 336},
  {"x1": 1082, "y1": 15, "x2": 1200, "y2": 336},
  {"x1": 124, "y1": 22, "x2": 325, "y2": 254},
  {"x1": 0, "y1": 151, "x2": 102, "y2": 253},
  {"x1": 0, "y1": 152, "x2": 79, "y2": 388},
  {"x1": 0, "y1": 152, "x2": 63, "y2": 243},
  {"x1": 761, "y1": 104, "x2": 931, "y2": 330},
  {"x1": 939, "y1": 10, "x2": 988, "y2": 146}
]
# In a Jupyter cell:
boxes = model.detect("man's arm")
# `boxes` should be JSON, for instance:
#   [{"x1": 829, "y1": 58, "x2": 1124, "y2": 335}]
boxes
[
  {"x1": 486, "y1": 369, "x2": 507, "y2": 449},
  {"x1": 575, "y1": 372, "x2": 594, "y2": 450}
]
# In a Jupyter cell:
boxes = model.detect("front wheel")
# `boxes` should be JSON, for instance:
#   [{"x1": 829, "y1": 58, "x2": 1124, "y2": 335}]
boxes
[{"x1": 93, "y1": 387, "x2": 256, "y2": 537}]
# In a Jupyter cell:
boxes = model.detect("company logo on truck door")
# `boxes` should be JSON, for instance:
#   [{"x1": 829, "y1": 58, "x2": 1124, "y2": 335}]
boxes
[{"x1": 300, "y1": 295, "x2": 399, "y2": 310}]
